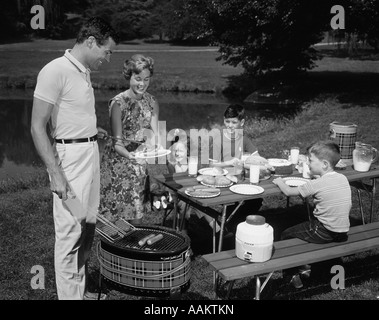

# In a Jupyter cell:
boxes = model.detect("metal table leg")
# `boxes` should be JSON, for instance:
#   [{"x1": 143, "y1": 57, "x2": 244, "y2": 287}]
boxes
[
  {"x1": 255, "y1": 276, "x2": 261, "y2": 300},
  {"x1": 218, "y1": 201, "x2": 244, "y2": 252},
  {"x1": 218, "y1": 206, "x2": 228, "y2": 252},
  {"x1": 370, "y1": 178, "x2": 376, "y2": 223},
  {"x1": 172, "y1": 195, "x2": 178, "y2": 229},
  {"x1": 351, "y1": 178, "x2": 377, "y2": 224}
]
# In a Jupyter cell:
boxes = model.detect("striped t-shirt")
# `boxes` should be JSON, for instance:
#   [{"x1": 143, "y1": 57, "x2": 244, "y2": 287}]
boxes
[{"x1": 298, "y1": 171, "x2": 351, "y2": 232}]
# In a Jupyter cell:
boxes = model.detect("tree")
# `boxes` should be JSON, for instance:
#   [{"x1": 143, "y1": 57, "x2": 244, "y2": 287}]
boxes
[
  {"x1": 142, "y1": 0, "x2": 208, "y2": 42},
  {"x1": 345, "y1": 0, "x2": 379, "y2": 52},
  {"x1": 85, "y1": 0, "x2": 154, "y2": 40},
  {"x1": 188, "y1": 0, "x2": 332, "y2": 77}
]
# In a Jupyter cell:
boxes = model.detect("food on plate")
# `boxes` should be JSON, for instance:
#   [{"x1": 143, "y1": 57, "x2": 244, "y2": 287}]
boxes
[
  {"x1": 215, "y1": 176, "x2": 232, "y2": 186},
  {"x1": 208, "y1": 167, "x2": 224, "y2": 175},
  {"x1": 185, "y1": 186, "x2": 220, "y2": 197},
  {"x1": 202, "y1": 175, "x2": 216, "y2": 185},
  {"x1": 186, "y1": 186, "x2": 219, "y2": 193},
  {"x1": 259, "y1": 167, "x2": 272, "y2": 180},
  {"x1": 199, "y1": 174, "x2": 236, "y2": 186},
  {"x1": 203, "y1": 166, "x2": 224, "y2": 175},
  {"x1": 196, "y1": 175, "x2": 205, "y2": 182},
  {"x1": 225, "y1": 174, "x2": 238, "y2": 183},
  {"x1": 134, "y1": 143, "x2": 171, "y2": 158},
  {"x1": 244, "y1": 155, "x2": 274, "y2": 170},
  {"x1": 267, "y1": 158, "x2": 293, "y2": 175}
]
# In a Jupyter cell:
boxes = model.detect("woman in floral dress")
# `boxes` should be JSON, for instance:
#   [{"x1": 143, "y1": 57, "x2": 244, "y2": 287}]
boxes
[{"x1": 100, "y1": 54, "x2": 159, "y2": 225}]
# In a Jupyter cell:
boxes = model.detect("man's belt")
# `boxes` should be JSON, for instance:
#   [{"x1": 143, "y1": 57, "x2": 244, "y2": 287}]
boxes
[{"x1": 55, "y1": 134, "x2": 98, "y2": 144}]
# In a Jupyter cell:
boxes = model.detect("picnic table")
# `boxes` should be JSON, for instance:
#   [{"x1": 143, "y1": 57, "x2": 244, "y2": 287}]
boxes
[{"x1": 154, "y1": 164, "x2": 379, "y2": 253}]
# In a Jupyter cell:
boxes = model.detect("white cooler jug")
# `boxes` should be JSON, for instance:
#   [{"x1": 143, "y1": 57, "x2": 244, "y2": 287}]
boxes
[{"x1": 235, "y1": 215, "x2": 274, "y2": 262}]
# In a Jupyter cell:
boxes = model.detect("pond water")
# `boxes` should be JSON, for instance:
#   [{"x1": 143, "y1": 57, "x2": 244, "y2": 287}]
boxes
[{"x1": 0, "y1": 89, "x2": 300, "y2": 180}]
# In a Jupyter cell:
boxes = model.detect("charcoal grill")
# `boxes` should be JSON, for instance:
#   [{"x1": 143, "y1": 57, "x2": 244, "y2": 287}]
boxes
[{"x1": 97, "y1": 224, "x2": 191, "y2": 298}]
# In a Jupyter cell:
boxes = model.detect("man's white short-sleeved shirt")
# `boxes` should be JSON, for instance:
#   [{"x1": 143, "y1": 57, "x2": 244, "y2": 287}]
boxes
[{"x1": 34, "y1": 49, "x2": 97, "y2": 139}]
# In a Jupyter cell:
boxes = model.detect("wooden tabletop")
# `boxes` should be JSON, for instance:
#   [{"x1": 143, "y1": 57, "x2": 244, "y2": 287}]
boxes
[{"x1": 154, "y1": 164, "x2": 379, "y2": 209}]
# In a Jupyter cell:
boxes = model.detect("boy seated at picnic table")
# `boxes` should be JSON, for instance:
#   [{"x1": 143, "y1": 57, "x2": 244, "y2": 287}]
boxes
[
  {"x1": 273, "y1": 140, "x2": 352, "y2": 289},
  {"x1": 210, "y1": 104, "x2": 264, "y2": 233}
]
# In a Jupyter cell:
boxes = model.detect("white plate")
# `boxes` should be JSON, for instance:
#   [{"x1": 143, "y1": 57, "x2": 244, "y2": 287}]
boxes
[
  {"x1": 229, "y1": 184, "x2": 264, "y2": 195},
  {"x1": 198, "y1": 167, "x2": 228, "y2": 176},
  {"x1": 283, "y1": 177, "x2": 309, "y2": 187},
  {"x1": 184, "y1": 189, "x2": 221, "y2": 198},
  {"x1": 135, "y1": 149, "x2": 171, "y2": 159},
  {"x1": 201, "y1": 181, "x2": 233, "y2": 188}
]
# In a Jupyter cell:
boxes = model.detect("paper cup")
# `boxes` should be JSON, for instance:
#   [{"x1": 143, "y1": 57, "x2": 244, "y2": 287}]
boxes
[{"x1": 249, "y1": 165, "x2": 260, "y2": 185}]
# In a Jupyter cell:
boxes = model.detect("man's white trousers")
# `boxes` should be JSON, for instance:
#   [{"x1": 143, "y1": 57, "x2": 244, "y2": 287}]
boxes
[{"x1": 52, "y1": 141, "x2": 100, "y2": 300}]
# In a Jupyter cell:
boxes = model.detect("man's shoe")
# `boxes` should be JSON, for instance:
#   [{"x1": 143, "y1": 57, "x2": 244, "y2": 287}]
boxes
[
  {"x1": 289, "y1": 274, "x2": 303, "y2": 289},
  {"x1": 83, "y1": 292, "x2": 107, "y2": 300}
]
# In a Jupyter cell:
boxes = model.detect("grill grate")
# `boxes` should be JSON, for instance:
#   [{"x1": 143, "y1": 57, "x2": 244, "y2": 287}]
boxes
[
  {"x1": 111, "y1": 228, "x2": 185, "y2": 252},
  {"x1": 96, "y1": 215, "x2": 135, "y2": 243}
]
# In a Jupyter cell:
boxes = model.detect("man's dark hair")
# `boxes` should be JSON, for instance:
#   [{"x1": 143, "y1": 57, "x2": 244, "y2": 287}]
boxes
[
  {"x1": 224, "y1": 104, "x2": 245, "y2": 121},
  {"x1": 76, "y1": 17, "x2": 120, "y2": 45}
]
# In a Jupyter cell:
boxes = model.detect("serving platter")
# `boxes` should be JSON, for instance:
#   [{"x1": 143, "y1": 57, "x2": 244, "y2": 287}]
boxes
[
  {"x1": 282, "y1": 177, "x2": 309, "y2": 187},
  {"x1": 229, "y1": 184, "x2": 264, "y2": 195},
  {"x1": 135, "y1": 149, "x2": 171, "y2": 159}
]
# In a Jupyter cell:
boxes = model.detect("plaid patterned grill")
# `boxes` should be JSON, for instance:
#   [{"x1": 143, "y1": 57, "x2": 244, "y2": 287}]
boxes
[{"x1": 97, "y1": 226, "x2": 191, "y2": 295}]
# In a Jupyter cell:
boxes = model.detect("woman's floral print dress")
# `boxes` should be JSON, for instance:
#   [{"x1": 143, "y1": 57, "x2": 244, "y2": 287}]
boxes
[{"x1": 100, "y1": 91, "x2": 156, "y2": 222}]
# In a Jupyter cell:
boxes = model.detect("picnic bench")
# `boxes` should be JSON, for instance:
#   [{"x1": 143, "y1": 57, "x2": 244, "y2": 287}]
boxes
[{"x1": 202, "y1": 221, "x2": 379, "y2": 300}]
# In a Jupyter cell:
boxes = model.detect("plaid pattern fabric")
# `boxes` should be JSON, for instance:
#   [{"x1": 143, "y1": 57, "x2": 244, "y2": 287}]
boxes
[
  {"x1": 329, "y1": 123, "x2": 357, "y2": 160},
  {"x1": 330, "y1": 132, "x2": 357, "y2": 159},
  {"x1": 98, "y1": 245, "x2": 191, "y2": 290}
]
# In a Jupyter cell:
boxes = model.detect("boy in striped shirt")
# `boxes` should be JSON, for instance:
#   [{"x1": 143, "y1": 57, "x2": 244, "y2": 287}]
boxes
[{"x1": 273, "y1": 141, "x2": 352, "y2": 288}]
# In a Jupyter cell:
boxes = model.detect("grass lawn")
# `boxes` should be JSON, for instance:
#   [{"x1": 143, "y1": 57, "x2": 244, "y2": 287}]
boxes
[
  {"x1": 0, "y1": 39, "x2": 242, "y2": 94},
  {"x1": 1, "y1": 39, "x2": 379, "y2": 301}
]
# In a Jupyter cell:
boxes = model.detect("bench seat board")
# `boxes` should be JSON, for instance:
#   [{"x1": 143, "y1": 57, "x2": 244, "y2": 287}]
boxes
[{"x1": 202, "y1": 222, "x2": 379, "y2": 281}]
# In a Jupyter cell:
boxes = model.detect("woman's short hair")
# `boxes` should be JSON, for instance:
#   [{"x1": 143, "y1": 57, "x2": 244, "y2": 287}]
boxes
[
  {"x1": 122, "y1": 54, "x2": 154, "y2": 81},
  {"x1": 224, "y1": 104, "x2": 245, "y2": 120}
]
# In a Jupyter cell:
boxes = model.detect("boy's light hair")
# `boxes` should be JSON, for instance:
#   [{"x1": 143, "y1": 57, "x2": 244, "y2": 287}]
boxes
[
  {"x1": 224, "y1": 104, "x2": 245, "y2": 121},
  {"x1": 307, "y1": 141, "x2": 341, "y2": 168}
]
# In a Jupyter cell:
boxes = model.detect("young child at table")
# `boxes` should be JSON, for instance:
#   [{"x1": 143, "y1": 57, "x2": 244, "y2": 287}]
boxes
[
  {"x1": 167, "y1": 138, "x2": 221, "y2": 233},
  {"x1": 273, "y1": 140, "x2": 352, "y2": 289}
]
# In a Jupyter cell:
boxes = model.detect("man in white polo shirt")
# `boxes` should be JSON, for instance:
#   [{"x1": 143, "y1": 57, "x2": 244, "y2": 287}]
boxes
[{"x1": 31, "y1": 17, "x2": 119, "y2": 300}]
